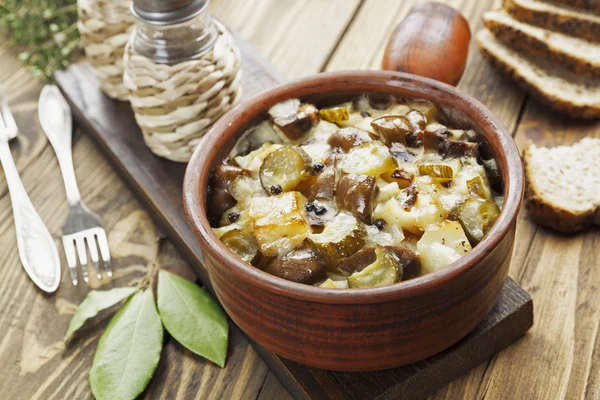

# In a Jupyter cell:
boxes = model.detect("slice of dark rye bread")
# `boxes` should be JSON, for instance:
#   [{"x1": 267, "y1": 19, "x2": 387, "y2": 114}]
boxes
[
  {"x1": 503, "y1": 0, "x2": 600, "y2": 43},
  {"x1": 546, "y1": 0, "x2": 600, "y2": 14},
  {"x1": 476, "y1": 30, "x2": 600, "y2": 119},
  {"x1": 523, "y1": 138, "x2": 600, "y2": 233},
  {"x1": 484, "y1": 11, "x2": 600, "y2": 77}
]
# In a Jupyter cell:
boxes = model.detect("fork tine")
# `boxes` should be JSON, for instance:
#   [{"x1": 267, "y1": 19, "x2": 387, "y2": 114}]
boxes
[
  {"x1": 96, "y1": 230, "x2": 112, "y2": 277},
  {"x1": 0, "y1": 89, "x2": 17, "y2": 136},
  {"x1": 62, "y1": 237, "x2": 79, "y2": 286},
  {"x1": 75, "y1": 236, "x2": 89, "y2": 283},
  {"x1": 87, "y1": 234, "x2": 101, "y2": 280}
]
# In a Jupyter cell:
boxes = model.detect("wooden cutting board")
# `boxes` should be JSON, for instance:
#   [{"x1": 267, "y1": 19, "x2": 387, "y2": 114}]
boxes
[{"x1": 54, "y1": 34, "x2": 533, "y2": 400}]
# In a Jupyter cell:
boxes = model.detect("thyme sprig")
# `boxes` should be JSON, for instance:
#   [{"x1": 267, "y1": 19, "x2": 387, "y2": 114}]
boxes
[{"x1": 0, "y1": 0, "x2": 80, "y2": 80}]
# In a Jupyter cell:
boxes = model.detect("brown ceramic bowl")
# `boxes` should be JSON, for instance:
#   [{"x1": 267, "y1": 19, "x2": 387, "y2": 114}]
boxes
[{"x1": 183, "y1": 71, "x2": 524, "y2": 371}]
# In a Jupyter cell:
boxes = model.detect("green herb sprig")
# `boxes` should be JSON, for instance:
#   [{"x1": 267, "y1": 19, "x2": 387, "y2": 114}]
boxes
[{"x1": 0, "y1": 0, "x2": 80, "y2": 81}]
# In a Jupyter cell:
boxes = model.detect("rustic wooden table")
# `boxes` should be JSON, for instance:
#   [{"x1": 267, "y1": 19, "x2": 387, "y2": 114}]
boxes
[{"x1": 0, "y1": 0, "x2": 598, "y2": 399}]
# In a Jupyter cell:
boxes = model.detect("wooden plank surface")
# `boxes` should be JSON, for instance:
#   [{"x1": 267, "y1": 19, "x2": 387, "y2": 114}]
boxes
[{"x1": 0, "y1": 0, "x2": 598, "y2": 399}]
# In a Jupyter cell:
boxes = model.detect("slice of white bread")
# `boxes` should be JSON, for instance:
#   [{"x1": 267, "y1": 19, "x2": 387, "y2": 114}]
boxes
[
  {"x1": 504, "y1": 0, "x2": 600, "y2": 43},
  {"x1": 484, "y1": 10, "x2": 600, "y2": 77},
  {"x1": 545, "y1": 0, "x2": 600, "y2": 14},
  {"x1": 523, "y1": 138, "x2": 600, "y2": 232},
  {"x1": 476, "y1": 29, "x2": 600, "y2": 119}
]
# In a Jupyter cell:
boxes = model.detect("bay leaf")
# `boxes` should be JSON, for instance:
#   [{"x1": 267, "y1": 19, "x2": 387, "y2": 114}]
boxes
[
  {"x1": 157, "y1": 270, "x2": 229, "y2": 367},
  {"x1": 90, "y1": 289, "x2": 163, "y2": 400},
  {"x1": 65, "y1": 287, "x2": 139, "y2": 341}
]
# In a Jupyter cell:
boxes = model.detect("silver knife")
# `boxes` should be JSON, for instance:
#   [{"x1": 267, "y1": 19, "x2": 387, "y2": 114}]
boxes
[{"x1": 0, "y1": 89, "x2": 61, "y2": 293}]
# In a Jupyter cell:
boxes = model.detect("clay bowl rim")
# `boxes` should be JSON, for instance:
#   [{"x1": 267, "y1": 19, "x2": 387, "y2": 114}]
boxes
[{"x1": 183, "y1": 70, "x2": 524, "y2": 305}]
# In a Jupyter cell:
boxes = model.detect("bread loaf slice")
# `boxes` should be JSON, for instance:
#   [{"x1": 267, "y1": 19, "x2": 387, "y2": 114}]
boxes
[
  {"x1": 476, "y1": 29, "x2": 600, "y2": 119},
  {"x1": 523, "y1": 138, "x2": 600, "y2": 232},
  {"x1": 484, "y1": 10, "x2": 600, "y2": 77},
  {"x1": 545, "y1": 0, "x2": 600, "y2": 14},
  {"x1": 504, "y1": 0, "x2": 600, "y2": 43}
]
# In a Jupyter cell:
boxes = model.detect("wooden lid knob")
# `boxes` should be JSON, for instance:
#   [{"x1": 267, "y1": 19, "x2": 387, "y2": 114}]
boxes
[{"x1": 382, "y1": 2, "x2": 471, "y2": 87}]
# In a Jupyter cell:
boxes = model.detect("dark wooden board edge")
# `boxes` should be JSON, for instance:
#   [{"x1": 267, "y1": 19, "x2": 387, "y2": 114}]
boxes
[{"x1": 55, "y1": 36, "x2": 533, "y2": 400}]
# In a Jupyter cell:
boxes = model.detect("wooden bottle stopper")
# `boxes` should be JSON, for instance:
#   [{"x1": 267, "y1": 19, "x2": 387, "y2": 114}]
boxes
[{"x1": 382, "y1": 2, "x2": 471, "y2": 87}]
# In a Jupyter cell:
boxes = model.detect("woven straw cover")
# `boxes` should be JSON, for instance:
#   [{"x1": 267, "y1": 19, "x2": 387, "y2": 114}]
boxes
[
  {"x1": 78, "y1": 0, "x2": 135, "y2": 101},
  {"x1": 123, "y1": 20, "x2": 242, "y2": 162}
]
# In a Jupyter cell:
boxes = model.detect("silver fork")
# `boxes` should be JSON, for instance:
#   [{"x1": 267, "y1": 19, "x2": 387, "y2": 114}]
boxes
[
  {"x1": 0, "y1": 88, "x2": 61, "y2": 292},
  {"x1": 38, "y1": 85, "x2": 112, "y2": 285}
]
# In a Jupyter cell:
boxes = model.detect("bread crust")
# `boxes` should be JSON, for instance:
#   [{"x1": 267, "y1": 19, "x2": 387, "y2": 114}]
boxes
[
  {"x1": 546, "y1": 0, "x2": 600, "y2": 14},
  {"x1": 477, "y1": 38, "x2": 600, "y2": 119},
  {"x1": 484, "y1": 15, "x2": 600, "y2": 77},
  {"x1": 523, "y1": 146, "x2": 597, "y2": 233},
  {"x1": 504, "y1": 0, "x2": 600, "y2": 43}
]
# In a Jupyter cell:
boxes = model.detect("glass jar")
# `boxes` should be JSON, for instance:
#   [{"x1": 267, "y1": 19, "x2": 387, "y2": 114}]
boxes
[
  {"x1": 77, "y1": 0, "x2": 136, "y2": 101},
  {"x1": 131, "y1": 1, "x2": 218, "y2": 64},
  {"x1": 123, "y1": 0, "x2": 242, "y2": 162}
]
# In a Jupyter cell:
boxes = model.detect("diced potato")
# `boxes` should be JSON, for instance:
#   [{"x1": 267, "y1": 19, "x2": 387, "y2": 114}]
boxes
[
  {"x1": 338, "y1": 141, "x2": 396, "y2": 176},
  {"x1": 319, "y1": 105, "x2": 350, "y2": 123},
  {"x1": 319, "y1": 278, "x2": 349, "y2": 289},
  {"x1": 417, "y1": 220, "x2": 472, "y2": 274},
  {"x1": 373, "y1": 180, "x2": 445, "y2": 235},
  {"x1": 308, "y1": 212, "x2": 366, "y2": 269},
  {"x1": 338, "y1": 112, "x2": 375, "y2": 133},
  {"x1": 300, "y1": 140, "x2": 332, "y2": 164},
  {"x1": 220, "y1": 229, "x2": 261, "y2": 265},
  {"x1": 259, "y1": 146, "x2": 311, "y2": 193},
  {"x1": 234, "y1": 143, "x2": 282, "y2": 176},
  {"x1": 228, "y1": 175, "x2": 266, "y2": 207},
  {"x1": 249, "y1": 192, "x2": 310, "y2": 257},
  {"x1": 375, "y1": 180, "x2": 401, "y2": 203},
  {"x1": 348, "y1": 246, "x2": 400, "y2": 288},
  {"x1": 310, "y1": 120, "x2": 340, "y2": 142}
]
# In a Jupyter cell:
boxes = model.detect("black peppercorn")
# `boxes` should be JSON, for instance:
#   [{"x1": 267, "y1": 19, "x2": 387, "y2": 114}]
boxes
[
  {"x1": 314, "y1": 205, "x2": 327, "y2": 216},
  {"x1": 270, "y1": 185, "x2": 282, "y2": 195},
  {"x1": 304, "y1": 202, "x2": 316, "y2": 212},
  {"x1": 228, "y1": 212, "x2": 240, "y2": 223},
  {"x1": 360, "y1": 111, "x2": 371, "y2": 118},
  {"x1": 312, "y1": 162, "x2": 325, "y2": 173},
  {"x1": 373, "y1": 219, "x2": 386, "y2": 230}
]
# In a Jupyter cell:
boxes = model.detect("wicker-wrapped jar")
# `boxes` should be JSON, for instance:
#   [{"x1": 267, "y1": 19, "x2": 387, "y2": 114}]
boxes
[
  {"x1": 123, "y1": 0, "x2": 242, "y2": 162},
  {"x1": 77, "y1": 0, "x2": 135, "y2": 101}
]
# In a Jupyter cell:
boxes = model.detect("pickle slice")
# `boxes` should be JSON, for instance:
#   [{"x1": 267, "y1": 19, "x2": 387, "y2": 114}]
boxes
[
  {"x1": 466, "y1": 175, "x2": 489, "y2": 199},
  {"x1": 220, "y1": 229, "x2": 261, "y2": 265},
  {"x1": 347, "y1": 246, "x2": 400, "y2": 288},
  {"x1": 259, "y1": 146, "x2": 311, "y2": 193},
  {"x1": 450, "y1": 198, "x2": 501, "y2": 245},
  {"x1": 308, "y1": 212, "x2": 366, "y2": 269},
  {"x1": 319, "y1": 106, "x2": 350, "y2": 123},
  {"x1": 417, "y1": 162, "x2": 454, "y2": 183}
]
